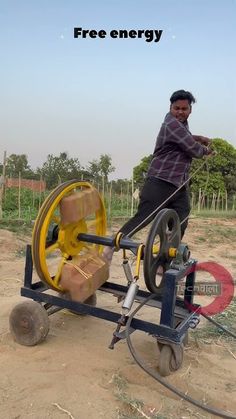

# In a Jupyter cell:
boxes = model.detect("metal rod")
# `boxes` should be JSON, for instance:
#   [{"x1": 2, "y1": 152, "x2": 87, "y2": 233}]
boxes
[
  {"x1": 77, "y1": 233, "x2": 140, "y2": 251},
  {"x1": 122, "y1": 260, "x2": 133, "y2": 283},
  {"x1": 20, "y1": 287, "x2": 182, "y2": 342}
]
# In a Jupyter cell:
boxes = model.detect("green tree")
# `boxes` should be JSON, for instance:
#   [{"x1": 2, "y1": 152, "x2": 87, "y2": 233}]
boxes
[
  {"x1": 132, "y1": 138, "x2": 236, "y2": 197},
  {"x1": 86, "y1": 159, "x2": 101, "y2": 182},
  {"x1": 5, "y1": 154, "x2": 36, "y2": 178},
  {"x1": 190, "y1": 138, "x2": 236, "y2": 195},
  {"x1": 87, "y1": 154, "x2": 115, "y2": 182},
  {"x1": 38, "y1": 152, "x2": 83, "y2": 189},
  {"x1": 133, "y1": 155, "x2": 152, "y2": 188},
  {"x1": 112, "y1": 178, "x2": 131, "y2": 193},
  {"x1": 99, "y1": 154, "x2": 115, "y2": 180}
]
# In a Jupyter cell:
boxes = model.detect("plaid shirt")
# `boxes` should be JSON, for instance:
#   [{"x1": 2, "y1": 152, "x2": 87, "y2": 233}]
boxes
[{"x1": 147, "y1": 112, "x2": 208, "y2": 187}]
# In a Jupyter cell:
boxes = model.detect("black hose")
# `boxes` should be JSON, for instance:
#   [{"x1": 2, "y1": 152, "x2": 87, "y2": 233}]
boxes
[{"x1": 125, "y1": 294, "x2": 236, "y2": 419}]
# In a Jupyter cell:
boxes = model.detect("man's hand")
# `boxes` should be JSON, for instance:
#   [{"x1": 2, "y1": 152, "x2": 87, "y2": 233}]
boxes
[
  {"x1": 207, "y1": 147, "x2": 217, "y2": 156},
  {"x1": 194, "y1": 135, "x2": 212, "y2": 146},
  {"x1": 206, "y1": 146, "x2": 217, "y2": 156}
]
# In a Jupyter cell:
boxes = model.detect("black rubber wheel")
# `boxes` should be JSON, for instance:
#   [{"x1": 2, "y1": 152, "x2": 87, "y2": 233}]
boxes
[
  {"x1": 144, "y1": 209, "x2": 181, "y2": 294},
  {"x1": 159, "y1": 344, "x2": 183, "y2": 377},
  {"x1": 9, "y1": 301, "x2": 49, "y2": 346}
]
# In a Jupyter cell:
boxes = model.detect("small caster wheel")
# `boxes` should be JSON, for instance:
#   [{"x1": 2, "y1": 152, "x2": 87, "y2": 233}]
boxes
[
  {"x1": 9, "y1": 300, "x2": 49, "y2": 346},
  {"x1": 159, "y1": 344, "x2": 184, "y2": 377}
]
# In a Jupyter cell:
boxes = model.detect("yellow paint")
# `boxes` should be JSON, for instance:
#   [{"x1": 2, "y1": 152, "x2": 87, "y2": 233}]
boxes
[
  {"x1": 32, "y1": 181, "x2": 106, "y2": 291},
  {"x1": 134, "y1": 244, "x2": 145, "y2": 279}
]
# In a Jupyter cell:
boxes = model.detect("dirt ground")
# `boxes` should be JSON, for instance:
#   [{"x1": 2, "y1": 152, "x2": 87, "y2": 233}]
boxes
[{"x1": 0, "y1": 217, "x2": 236, "y2": 419}]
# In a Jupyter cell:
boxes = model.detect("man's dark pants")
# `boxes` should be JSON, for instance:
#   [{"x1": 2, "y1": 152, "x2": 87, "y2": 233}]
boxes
[{"x1": 120, "y1": 177, "x2": 190, "y2": 238}]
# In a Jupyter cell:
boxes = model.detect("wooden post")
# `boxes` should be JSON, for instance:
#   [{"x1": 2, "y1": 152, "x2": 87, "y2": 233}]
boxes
[
  {"x1": 225, "y1": 190, "x2": 228, "y2": 211},
  {"x1": 121, "y1": 183, "x2": 123, "y2": 215},
  {"x1": 0, "y1": 151, "x2": 7, "y2": 220},
  {"x1": 211, "y1": 193, "x2": 216, "y2": 211},
  {"x1": 197, "y1": 188, "x2": 201, "y2": 212},
  {"x1": 18, "y1": 171, "x2": 21, "y2": 219},
  {"x1": 108, "y1": 181, "x2": 112, "y2": 222},
  {"x1": 216, "y1": 190, "x2": 221, "y2": 211},
  {"x1": 131, "y1": 173, "x2": 134, "y2": 217},
  {"x1": 31, "y1": 179, "x2": 35, "y2": 209},
  {"x1": 102, "y1": 175, "x2": 105, "y2": 198},
  {"x1": 126, "y1": 180, "x2": 130, "y2": 216},
  {"x1": 39, "y1": 175, "x2": 42, "y2": 210},
  {"x1": 191, "y1": 192, "x2": 195, "y2": 211}
]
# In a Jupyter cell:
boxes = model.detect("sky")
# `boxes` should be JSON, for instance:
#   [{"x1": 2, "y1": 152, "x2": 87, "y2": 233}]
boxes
[{"x1": 1, "y1": 0, "x2": 236, "y2": 180}]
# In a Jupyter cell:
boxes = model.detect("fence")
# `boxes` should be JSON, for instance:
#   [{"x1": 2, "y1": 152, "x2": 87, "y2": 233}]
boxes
[{"x1": 0, "y1": 178, "x2": 235, "y2": 223}]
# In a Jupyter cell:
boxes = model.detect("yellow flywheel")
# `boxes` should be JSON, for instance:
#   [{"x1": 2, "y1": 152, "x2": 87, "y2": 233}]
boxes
[{"x1": 32, "y1": 180, "x2": 106, "y2": 291}]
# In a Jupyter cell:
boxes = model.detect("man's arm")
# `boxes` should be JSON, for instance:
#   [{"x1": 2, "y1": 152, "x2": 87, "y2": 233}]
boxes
[
  {"x1": 193, "y1": 135, "x2": 212, "y2": 146},
  {"x1": 166, "y1": 117, "x2": 208, "y2": 158}
]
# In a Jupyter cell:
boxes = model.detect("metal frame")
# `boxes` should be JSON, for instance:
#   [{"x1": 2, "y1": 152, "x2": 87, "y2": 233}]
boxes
[{"x1": 21, "y1": 244, "x2": 200, "y2": 346}]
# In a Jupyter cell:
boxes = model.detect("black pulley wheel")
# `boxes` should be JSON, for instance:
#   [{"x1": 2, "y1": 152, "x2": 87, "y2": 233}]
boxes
[{"x1": 143, "y1": 208, "x2": 181, "y2": 293}]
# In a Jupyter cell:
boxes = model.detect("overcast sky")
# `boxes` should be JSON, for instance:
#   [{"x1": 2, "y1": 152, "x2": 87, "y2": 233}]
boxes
[{"x1": 1, "y1": 0, "x2": 235, "y2": 179}]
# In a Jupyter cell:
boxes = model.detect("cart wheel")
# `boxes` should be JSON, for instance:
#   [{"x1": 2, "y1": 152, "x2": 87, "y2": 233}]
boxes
[
  {"x1": 9, "y1": 301, "x2": 49, "y2": 346},
  {"x1": 159, "y1": 344, "x2": 183, "y2": 377}
]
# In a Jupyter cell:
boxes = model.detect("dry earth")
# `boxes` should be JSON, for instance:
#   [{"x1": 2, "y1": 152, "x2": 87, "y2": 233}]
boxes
[{"x1": 0, "y1": 217, "x2": 236, "y2": 419}]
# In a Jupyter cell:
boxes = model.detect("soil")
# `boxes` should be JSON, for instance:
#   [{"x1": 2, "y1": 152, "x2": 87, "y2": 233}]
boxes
[{"x1": 0, "y1": 217, "x2": 236, "y2": 419}]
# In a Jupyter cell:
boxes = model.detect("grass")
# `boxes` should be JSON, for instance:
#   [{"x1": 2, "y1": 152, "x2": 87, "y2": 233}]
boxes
[
  {"x1": 192, "y1": 224, "x2": 236, "y2": 244},
  {"x1": 193, "y1": 210, "x2": 236, "y2": 219},
  {"x1": 193, "y1": 297, "x2": 236, "y2": 342},
  {"x1": 112, "y1": 373, "x2": 167, "y2": 419},
  {"x1": 0, "y1": 219, "x2": 32, "y2": 235}
]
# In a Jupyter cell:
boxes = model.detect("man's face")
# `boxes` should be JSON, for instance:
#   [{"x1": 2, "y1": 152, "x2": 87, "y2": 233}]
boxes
[{"x1": 170, "y1": 99, "x2": 191, "y2": 123}]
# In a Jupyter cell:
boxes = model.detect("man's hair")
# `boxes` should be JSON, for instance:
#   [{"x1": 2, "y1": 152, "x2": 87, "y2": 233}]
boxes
[{"x1": 170, "y1": 90, "x2": 196, "y2": 105}]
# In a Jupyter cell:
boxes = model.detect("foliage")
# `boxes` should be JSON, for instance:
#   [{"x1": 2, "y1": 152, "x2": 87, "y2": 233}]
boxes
[
  {"x1": 133, "y1": 155, "x2": 152, "y2": 188},
  {"x1": 110, "y1": 178, "x2": 132, "y2": 194},
  {"x1": 0, "y1": 219, "x2": 32, "y2": 234},
  {"x1": 3, "y1": 187, "x2": 43, "y2": 212},
  {"x1": 193, "y1": 298, "x2": 236, "y2": 342},
  {"x1": 4, "y1": 154, "x2": 36, "y2": 179},
  {"x1": 190, "y1": 138, "x2": 236, "y2": 196},
  {"x1": 193, "y1": 210, "x2": 236, "y2": 219},
  {"x1": 37, "y1": 152, "x2": 83, "y2": 189},
  {"x1": 86, "y1": 159, "x2": 101, "y2": 181},
  {"x1": 132, "y1": 138, "x2": 236, "y2": 197},
  {"x1": 190, "y1": 168, "x2": 225, "y2": 194},
  {"x1": 87, "y1": 154, "x2": 115, "y2": 181}
]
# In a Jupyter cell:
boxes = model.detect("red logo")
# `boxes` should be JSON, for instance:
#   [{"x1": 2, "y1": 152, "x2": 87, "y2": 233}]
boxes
[{"x1": 185, "y1": 262, "x2": 234, "y2": 315}]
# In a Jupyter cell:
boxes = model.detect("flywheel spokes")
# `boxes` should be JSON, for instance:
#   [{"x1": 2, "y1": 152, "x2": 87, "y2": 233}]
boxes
[{"x1": 32, "y1": 180, "x2": 106, "y2": 291}]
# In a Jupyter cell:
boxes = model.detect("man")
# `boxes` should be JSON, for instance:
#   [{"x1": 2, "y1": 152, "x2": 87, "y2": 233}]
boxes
[{"x1": 103, "y1": 90, "x2": 213, "y2": 262}]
